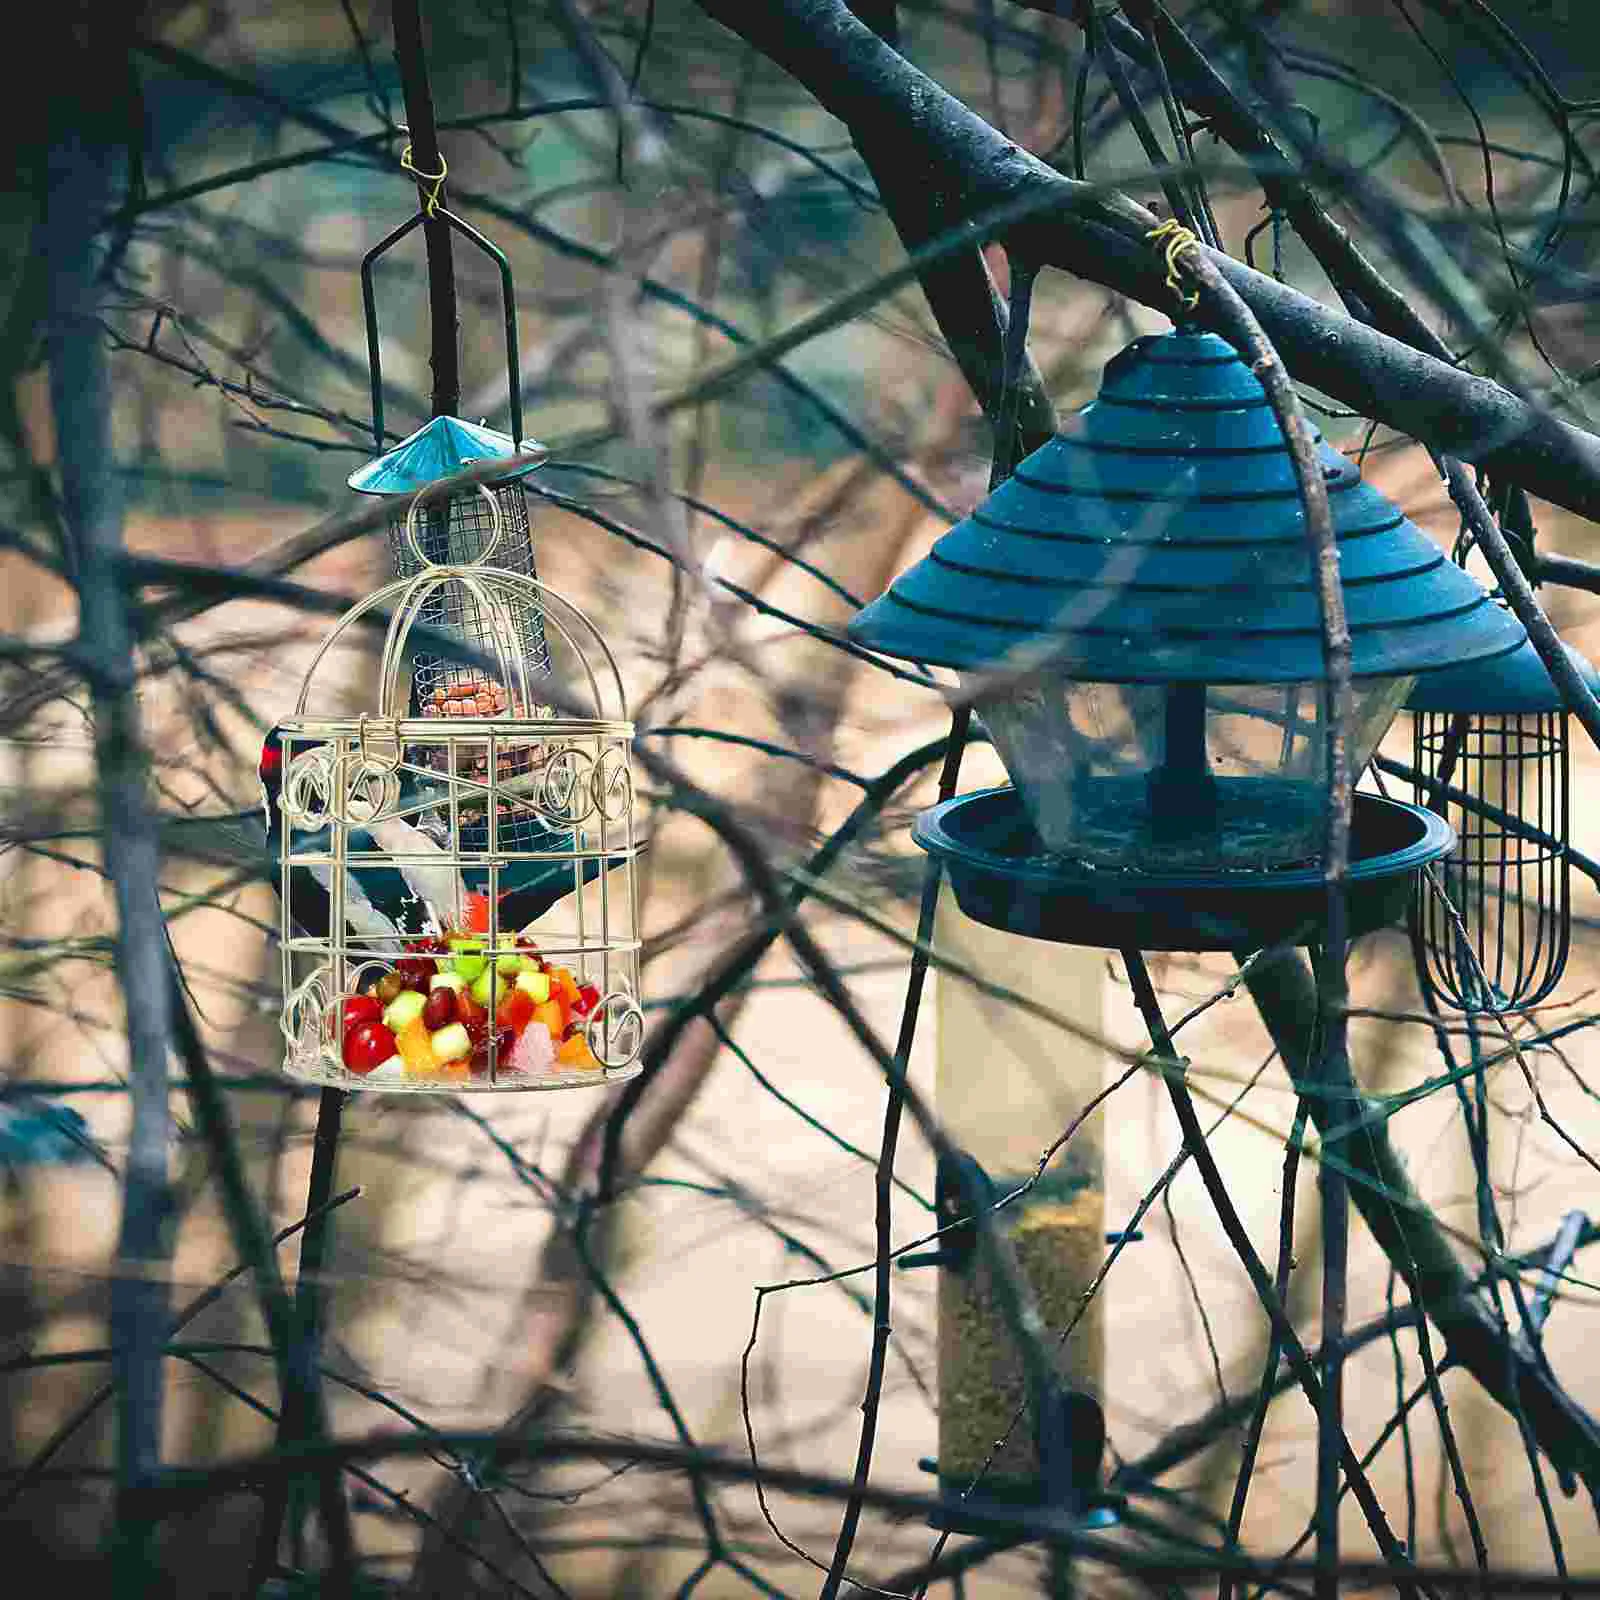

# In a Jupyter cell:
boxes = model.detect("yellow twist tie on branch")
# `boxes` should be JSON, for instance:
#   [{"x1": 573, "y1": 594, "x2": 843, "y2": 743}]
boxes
[
  {"x1": 1146, "y1": 218, "x2": 1202, "y2": 312},
  {"x1": 399, "y1": 138, "x2": 449, "y2": 218}
]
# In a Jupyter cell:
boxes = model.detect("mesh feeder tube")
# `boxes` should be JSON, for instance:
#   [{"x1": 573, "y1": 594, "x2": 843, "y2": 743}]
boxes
[{"x1": 1407, "y1": 635, "x2": 1600, "y2": 1013}]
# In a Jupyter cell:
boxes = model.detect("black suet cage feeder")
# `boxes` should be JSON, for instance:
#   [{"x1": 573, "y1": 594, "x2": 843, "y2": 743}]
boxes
[{"x1": 1407, "y1": 635, "x2": 1599, "y2": 1014}]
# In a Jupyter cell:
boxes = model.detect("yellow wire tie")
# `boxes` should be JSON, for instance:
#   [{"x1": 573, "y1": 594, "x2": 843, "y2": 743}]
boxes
[
  {"x1": 1146, "y1": 218, "x2": 1202, "y2": 312},
  {"x1": 399, "y1": 139, "x2": 449, "y2": 218}
]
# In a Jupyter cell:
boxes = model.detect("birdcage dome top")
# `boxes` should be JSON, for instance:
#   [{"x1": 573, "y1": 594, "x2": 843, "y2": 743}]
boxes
[
  {"x1": 347, "y1": 414, "x2": 548, "y2": 495},
  {"x1": 848, "y1": 329, "x2": 1525, "y2": 684},
  {"x1": 290, "y1": 488, "x2": 629, "y2": 731}
]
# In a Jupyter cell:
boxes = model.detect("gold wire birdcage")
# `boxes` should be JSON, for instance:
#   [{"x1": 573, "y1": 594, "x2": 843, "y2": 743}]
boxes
[{"x1": 275, "y1": 484, "x2": 644, "y2": 1093}]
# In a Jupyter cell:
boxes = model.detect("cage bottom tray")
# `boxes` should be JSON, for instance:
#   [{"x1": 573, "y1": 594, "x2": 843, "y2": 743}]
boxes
[
  {"x1": 284, "y1": 1055, "x2": 643, "y2": 1095},
  {"x1": 913, "y1": 787, "x2": 1453, "y2": 952}
]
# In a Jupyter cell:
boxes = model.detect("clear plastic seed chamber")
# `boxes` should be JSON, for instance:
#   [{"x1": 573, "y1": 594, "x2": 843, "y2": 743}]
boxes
[
  {"x1": 933, "y1": 905, "x2": 1105, "y2": 1495},
  {"x1": 978, "y1": 675, "x2": 1416, "y2": 871},
  {"x1": 274, "y1": 486, "x2": 644, "y2": 1093}
]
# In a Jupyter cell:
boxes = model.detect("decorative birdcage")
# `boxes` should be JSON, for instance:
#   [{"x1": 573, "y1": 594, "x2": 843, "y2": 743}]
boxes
[
  {"x1": 275, "y1": 485, "x2": 643, "y2": 1093},
  {"x1": 1408, "y1": 635, "x2": 1599, "y2": 1013}
]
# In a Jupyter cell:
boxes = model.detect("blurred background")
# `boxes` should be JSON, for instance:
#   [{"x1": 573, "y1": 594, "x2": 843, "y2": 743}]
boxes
[{"x1": 3, "y1": 1, "x2": 1600, "y2": 1593}]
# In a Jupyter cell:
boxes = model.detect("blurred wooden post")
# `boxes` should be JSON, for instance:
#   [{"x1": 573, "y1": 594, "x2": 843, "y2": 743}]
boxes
[{"x1": 933, "y1": 884, "x2": 1107, "y2": 1497}]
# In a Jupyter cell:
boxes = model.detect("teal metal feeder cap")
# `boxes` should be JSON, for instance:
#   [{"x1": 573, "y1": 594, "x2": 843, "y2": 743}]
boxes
[
  {"x1": 847, "y1": 329, "x2": 1523, "y2": 684},
  {"x1": 1404, "y1": 633, "x2": 1600, "y2": 713},
  {"x1": 347, "y1": 414, "x2": 548, "y2": 495}
]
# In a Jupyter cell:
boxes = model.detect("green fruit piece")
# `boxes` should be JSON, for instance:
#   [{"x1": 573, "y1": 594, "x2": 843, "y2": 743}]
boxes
[
  {"x1": 381, "y1": 989, "x2": 427, "y2": 1032},
  {"x1": 450, "y1": 952, "x2": 488, "y2": 984},
  {"x1": 496, "y1": 952, "x2": 524, "y2": 976},
  {"x1": 430, "y1": 972, "x2": 466, "y2": 993},
  {"x1": 430, "y1": 1021, "x2": 472, "y2": 1063},
  {"x1": 470, "y1": 967, "x2": 500, "y2": 1008},
  {"x1": 447, "y1": 935, "x2": 485, "y2": 953},
  {"x1": 516, "y1": 969, "x2": 552, "y2": 1004}
]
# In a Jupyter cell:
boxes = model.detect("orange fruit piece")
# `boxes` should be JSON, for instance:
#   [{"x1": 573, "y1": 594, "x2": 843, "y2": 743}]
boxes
[
  {"x1": 551, "y1": 967, "x2": 582, "y2": 1007},
  {"x1": 557, "y1": 1031, "x2": 601, "y2": 1070},
  {"x1": 395, "y1": 1016, "x2": 437, "y2": 1076},
  {"x1": 497, "y1": 987, "x2": 535, "y2": 1034},
  {"x1": 532, "y1": 999, "x2": 565, "y2": 1040}
]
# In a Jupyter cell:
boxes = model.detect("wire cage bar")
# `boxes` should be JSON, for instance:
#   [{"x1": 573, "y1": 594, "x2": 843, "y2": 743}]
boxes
[
  {"x1": 1411, "y1": 707, "x2": 1570, "y2": 1014},
  {"x1": 275, "y1": 487, "x2": 644, "y2": 1093}
]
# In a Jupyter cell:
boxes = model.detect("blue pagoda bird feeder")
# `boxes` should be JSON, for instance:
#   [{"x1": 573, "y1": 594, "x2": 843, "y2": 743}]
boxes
[
  {"x1": 852, "y1": 328, "x2": 1524, "y2": 951},
  {"x1": 1408, "y1": 634, "x2": 1600, "y2": 1013},
  {"x1": 851, "y1": 324, "x2": 1527, "y2": 1531}
]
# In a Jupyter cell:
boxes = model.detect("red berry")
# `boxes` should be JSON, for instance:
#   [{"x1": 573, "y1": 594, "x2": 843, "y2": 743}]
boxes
[
  {"x1": 395, "y1": 954, "x2": 437, "y2": 990},
  {"x1": 329, "y1": 993, "x2": 383, "y2": 1042},
  {"x1": 469, "y1": 1025, "x2": 516, "y2": 1076},
  {"x1": 343, "y1": 1020, "x2": 398, "y2": 1075},
  {"x1": 574, "y1": 984, "x2": 601, "y2": 1016},
  {"x1": 422, "y1": 987, "x2": 457, "y2": 1030}
]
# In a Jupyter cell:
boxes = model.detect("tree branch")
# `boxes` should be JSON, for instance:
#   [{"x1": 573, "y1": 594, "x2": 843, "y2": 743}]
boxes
[
  {"x1": 1244, "y1": 947, "x2": 1600, "y2": 1501},
  {"x1": 42, "y1": 19, "x2": 178, "y2": 1564},
  {"x1": 691, "y1": 0, "x2": 1600, "y2": 523}
]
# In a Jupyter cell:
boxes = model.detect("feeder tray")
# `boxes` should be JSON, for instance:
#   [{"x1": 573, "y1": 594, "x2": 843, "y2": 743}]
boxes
[
  {"x1": 914, "y1": 787, "x2": 1454, "y2": 952},
  {"x1": 274, "y1": 485, "x2": 643, "y2": 1094}
]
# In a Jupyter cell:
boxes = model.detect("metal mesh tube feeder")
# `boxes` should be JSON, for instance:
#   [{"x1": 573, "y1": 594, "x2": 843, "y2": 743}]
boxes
[{"x1": 1407, "y1": 634, "x2": 1600, "y2": 1013}]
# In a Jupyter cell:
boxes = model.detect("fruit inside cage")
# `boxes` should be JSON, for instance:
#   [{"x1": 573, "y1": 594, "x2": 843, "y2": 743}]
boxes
[{"x1": 324, "y1": 916, "x2": 606, "y2": 1086}]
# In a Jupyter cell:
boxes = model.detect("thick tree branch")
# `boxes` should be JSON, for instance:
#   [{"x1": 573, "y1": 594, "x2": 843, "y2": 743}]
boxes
[
  {"x1": 42, "y1": 15, "x2": 177, "y2": 1568},
  {"x1": 843, "y1": 4, "x2": 1056, "y2": 453},
  {"x1": 1245, "y1": 948, "x2": 1600, "y2": 1500},
  {"x1": 691, "y1": 0, "x2": 1600, "y2": 523}
]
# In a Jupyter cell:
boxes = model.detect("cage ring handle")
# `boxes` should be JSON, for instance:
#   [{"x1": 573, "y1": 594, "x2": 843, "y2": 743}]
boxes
[
  {"x1": 374, "y1": 567, "x2": 526, "y2": 723},
  {"x1": 361, "y1": 204, "x2": 525, "y2": 451},
  {"x1": 403, "y1": 480, "x2": 506, "y2": 571}
]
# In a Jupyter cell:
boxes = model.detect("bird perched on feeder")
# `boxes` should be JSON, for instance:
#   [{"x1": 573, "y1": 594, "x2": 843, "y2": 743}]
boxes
[{"x1": 258, "y1": 724, "x2": 615, "y2": 944}]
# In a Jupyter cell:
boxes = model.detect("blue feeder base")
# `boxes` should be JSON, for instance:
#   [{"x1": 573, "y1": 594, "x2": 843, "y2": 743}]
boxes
[
  {"x1": 912, "y1": 789, "x2": 1453, "y2": 953},
  {"x1": 917, "y1": 1459, "x2": 1123, "y2": 1537}
]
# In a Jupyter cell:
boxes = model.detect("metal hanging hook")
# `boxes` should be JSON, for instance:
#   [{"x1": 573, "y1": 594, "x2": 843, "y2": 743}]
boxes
[{"x1": 360, "y1": 204, "x2": 526, "y2": 451}]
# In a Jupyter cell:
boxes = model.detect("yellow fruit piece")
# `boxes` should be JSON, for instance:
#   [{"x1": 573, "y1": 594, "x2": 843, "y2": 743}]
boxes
[{"x1": 395, "y1": 1017, "x2": 437, "y2": 1076}]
